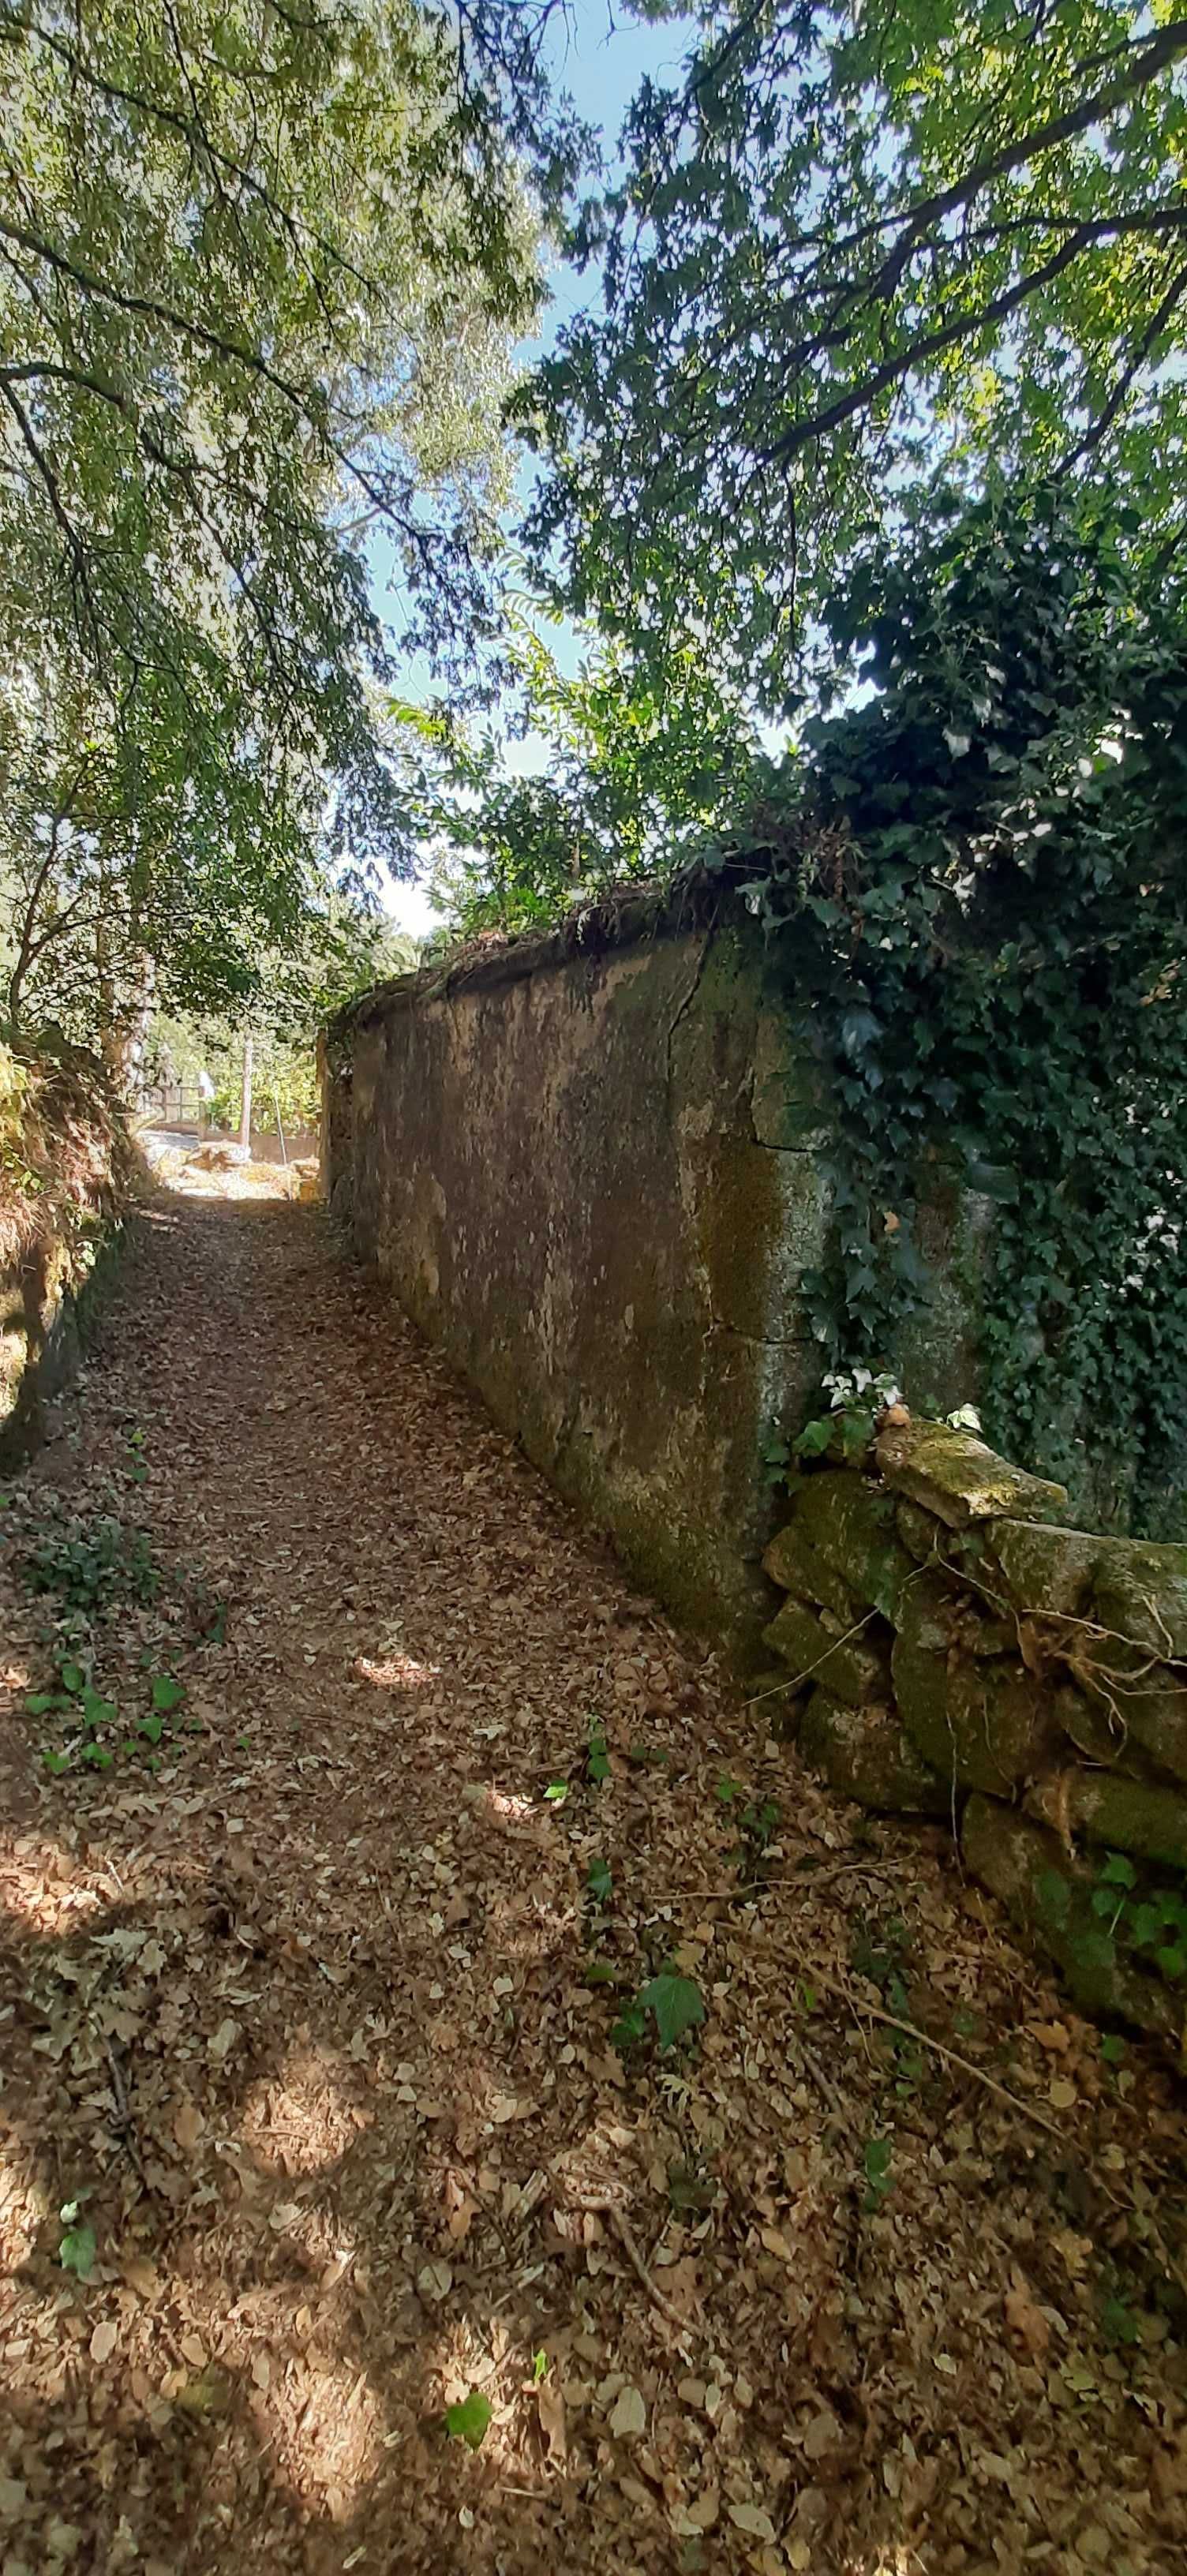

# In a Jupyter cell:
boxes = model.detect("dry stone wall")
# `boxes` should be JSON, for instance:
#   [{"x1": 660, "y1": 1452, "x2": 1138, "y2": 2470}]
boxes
[{"x1": 764, "y1": 1415, "x2": 1187, "y2": 2047}]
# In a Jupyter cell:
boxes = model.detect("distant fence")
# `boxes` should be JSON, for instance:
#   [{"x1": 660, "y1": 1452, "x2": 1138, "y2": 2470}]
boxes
[{"x1": 134, "y1": 1081, "x2": 208, "y2": 1132}]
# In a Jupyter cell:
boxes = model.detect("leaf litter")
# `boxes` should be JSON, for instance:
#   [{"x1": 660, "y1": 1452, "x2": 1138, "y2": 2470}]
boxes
[{"x1": 0, "y1": 1175, "x2": 1185, "y2": 2571}]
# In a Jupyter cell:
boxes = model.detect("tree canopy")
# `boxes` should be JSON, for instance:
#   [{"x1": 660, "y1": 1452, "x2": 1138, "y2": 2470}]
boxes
[
  {"x1": 524, "y1": 0, "x2": 1187, "y2": 702},
  {"x1": 0, "y1": 0, "x2": 570, "y2": 1043}
]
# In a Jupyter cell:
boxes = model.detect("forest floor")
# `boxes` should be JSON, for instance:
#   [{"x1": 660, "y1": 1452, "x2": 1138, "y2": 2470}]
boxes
[{"x1": 2, "y1": 1174, "x2": 1186, "y2": 2576}]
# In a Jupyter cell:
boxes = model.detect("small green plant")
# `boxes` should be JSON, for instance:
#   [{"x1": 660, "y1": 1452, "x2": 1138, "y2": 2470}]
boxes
[
  {"x1": 22, "y1": 1512, "x2": 160, "y2": 1621},
  {"x1": 585, "y1": 1856, "x2": 612, "y2": 1906},
  {"x1": 444, "y1": 2390, "x2": 492, "y2": 2451},
  {"x1": 793, "y1": 1368, "x2": 904, "y2": 1465},
  {"x1": 29, "y1": 1659, "x2": 118, "y2": 1774},
  {"x1": 863, "y1": 2136, "x2": 893, "y2": 2211},
  {"x1": 31, "y1": 1657, "x2": 188, "y2": 1779},
  {"x1": 612, "y1": 1968, "x2": 706, "y2": 2057},
  {"x1": 58, "y1": 2194, "x2": 96, "y2": 2278},
  {"x1": 585, "y1": 1723, "x2": 611, "y2": 1784},
  {"x1": 1077, "y1": 1851, "x2": 1187, "y2": 1982},
  {"x1": 852, "y1": 1914, "x2": 911, "y2": 2018}
]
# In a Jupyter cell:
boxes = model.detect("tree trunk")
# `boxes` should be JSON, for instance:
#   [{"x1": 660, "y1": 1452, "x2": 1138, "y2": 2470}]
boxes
[{"x1": 239, "y1": 1028, "x2": 253, "y2": 1154}]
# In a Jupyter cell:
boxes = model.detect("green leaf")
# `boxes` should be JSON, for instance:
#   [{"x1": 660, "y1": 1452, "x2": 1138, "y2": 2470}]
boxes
[
  {"x1": 25, "y1": 1692, "x2": 61, "y2": 1715},
  {"x1": 59, "y1": 2218, "x2": 97, "y2": 2279},
  {"x1": 543, "y1": 1780, "x2": 568, "y2": 1806},
  {"x1": 863, "y1": 2136, "x2": 893, "y2": 2184},
  {"x1": 586, "y1": 1857, "x2": 612, "y2": 1903},
  {"x1": 152, "y1": 1675, "x2": 185, "y2": 1713},
  {"x1": 444, "y1": 2391, "x2": 492, "y2": 2451},
  {"x1": 60, "y1": 1662, "x2": 85, "y2": 1697},
  {"x1": 640, "y1": 1972, "x2": 706, "y2": 2052},
  {"x1": 42, "y1": 1749, "x2": 72, "y2": 1776},
  {"x1": 586, "y1": 1729, "x2": 610, "y2": 1782},
  {"x1": 610, "y1": 2000, "x2": 647, "y2": 2050},
  {"x1": 1099, "y1": 1852, "x2": 1137, "y2": 1889},
  {"x1": 1099, "y1": 2034, "x2": 1126, "y2": 2065},
  {"x1": 138, "y1": 1713, "x2": 165, "y2": 1747}
]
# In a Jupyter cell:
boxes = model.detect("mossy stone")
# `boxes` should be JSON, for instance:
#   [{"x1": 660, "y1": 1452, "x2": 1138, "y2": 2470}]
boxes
[
  {"x1": 1117, "y1": 1685, "x2": 1187, "y2": 1788},
  {"x1": 893, "y1": 1633, "x2": 1050, "y2": 1793},
  {"x1": 762, "y1": 1522, "x2": 863, "y2": 1623},
  {"x1": 1044, "y1": 1771, "x2": 1187, "y2": 1873},
  {"x1": 799, "y1": 1690, "x2": 949, "y2": 1817},
  {"x1": 791, "y1": 1472, "x2": 916, "y2": 1621},
  {"x1": 961, "y1": 1795, "x2": 1182, "y2": 2047},
  {"x1": 895, "y1": 1498, "x2": 947, "y2": 1564},
  {"x1": 762, "y1": 1597, "x2": 889, "y2": 1705},
  {"x1": 876, "y1": 1421, "x2": 1068, "y2": 1530},
  {"x1": 1092, "y1": 1541, "x2": 1187, "y2": 1661},
  {"x1": 986, "y1": 1519, "x2": 1099, "y2": 1617}
]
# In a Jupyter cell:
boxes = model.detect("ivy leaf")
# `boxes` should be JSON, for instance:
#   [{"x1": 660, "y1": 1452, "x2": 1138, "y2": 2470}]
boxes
[
  {"x1": 59, "y1": 2211, "x2": 97, "y2": 2278},
  {"x1": 586, "y1": 1729, "x2": 611, "y2": 1783},
  {"x1": 444, "y1": 2390, "x2": 492, "y2": 2451},
  {"x1": 152, "y1": 1675, "x2": 186, "y2": 1713},
  {"x1": 640, "y1": 1972, "x2": 706, "y2": 2052}
]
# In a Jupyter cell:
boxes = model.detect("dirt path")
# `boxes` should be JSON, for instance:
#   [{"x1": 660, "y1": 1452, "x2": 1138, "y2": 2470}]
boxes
[{"x1": 2, "y1": 1185, "x2": 1185, "y2": 2574}]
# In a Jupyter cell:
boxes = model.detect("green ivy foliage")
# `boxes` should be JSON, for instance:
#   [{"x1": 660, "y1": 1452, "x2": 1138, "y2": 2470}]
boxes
[{"x1": 716, "y1": 486, "x2": 1187, "y2": 1532}]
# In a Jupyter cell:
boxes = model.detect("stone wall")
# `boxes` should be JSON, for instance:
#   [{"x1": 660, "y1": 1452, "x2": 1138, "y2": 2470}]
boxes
[
  {"x1": 763, "y1": 1413, "x2": 1187, "y2": 2046},
  {"x1": 322, "y1": 897, "x2": 981, "y2": 1653},
  {"x1": 1, "y1": 1044, "x2": 133, "y2": 1466}
]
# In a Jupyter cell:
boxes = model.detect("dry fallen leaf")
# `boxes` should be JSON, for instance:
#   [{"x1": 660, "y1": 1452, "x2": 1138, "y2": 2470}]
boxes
[
  {"x1": 90, "y1": 2319, "x2": 118, "y2": 2364},
  {"x1": 609, "y1": 2385, "x2": 646, "y2": 2439},
  {"x1": 174, "y1": 2100, "x2": 203, "y2": 2153},
  {"x1": 537, "y1": 2381, "x2": 567, "y2": 2464},
  {"x1": 1004, "y1": 2272, "x2": 1051, "y2": 2358},
  {"x1": 728, "y1": 2502, "x2": 776, "y2": 2543}
]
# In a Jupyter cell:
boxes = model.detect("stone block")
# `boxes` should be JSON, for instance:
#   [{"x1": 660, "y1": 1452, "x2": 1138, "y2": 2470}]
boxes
[
  {"x1": 893, "y1": 1631, "x2": 1052, "y2": 1794},
  {"x1": 1027, "y1": 1769, "x2": 1187, "y2": 1874},
  {"x1": 792, "y1": 1472, "x2": 916, "y2": 1621},
  {"x1": 762, "y1": 1522, "x2": 863, "y2": 1623},
  {"x1": 799, "y1": 1690, "x2": 949, "y2": 1816},
  {"x1": 762, "y1": 1597, "x2": 889, "y2": 1705},
  {"x1": 986, "y1": 1518, "x2": 1099, "y2": 1616},
  {"x1": 876, "y1": 1420, "x2": 1068, "y2": 1530},
  {"x1": 1092, "y1": 1539, "x2": 1187, "y2": 1661},
  {"x1": 961, "y1": 1795, "x2": 1181, "y2": 2046}
]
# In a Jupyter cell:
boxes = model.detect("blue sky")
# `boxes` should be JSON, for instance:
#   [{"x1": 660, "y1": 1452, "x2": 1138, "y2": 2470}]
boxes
[{"x1": 370, "y1": 0, "x2": 691, "y2": 933}]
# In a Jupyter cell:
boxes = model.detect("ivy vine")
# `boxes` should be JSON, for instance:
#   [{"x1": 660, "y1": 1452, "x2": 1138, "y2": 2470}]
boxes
[{"x1": 710, "y1": 486, "x2": 1187, "y2": 1535}]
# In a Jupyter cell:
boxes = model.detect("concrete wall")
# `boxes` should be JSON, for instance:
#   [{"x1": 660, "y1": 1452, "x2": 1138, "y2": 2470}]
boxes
[{"x1": 323, "y1": 900, "x2": 980, "y2": 1654}]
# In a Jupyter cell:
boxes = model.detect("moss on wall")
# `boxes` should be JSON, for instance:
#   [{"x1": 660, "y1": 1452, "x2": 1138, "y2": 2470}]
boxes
[{"x1": 0, "y1": 1043, "x2": 133, "y2": 1467}]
